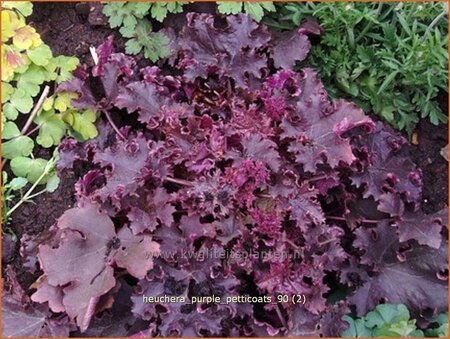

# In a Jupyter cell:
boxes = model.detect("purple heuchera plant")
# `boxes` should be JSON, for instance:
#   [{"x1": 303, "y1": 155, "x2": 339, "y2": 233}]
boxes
[{"x1": 5, "y1": 13, "x2": 447, "y2": 337}]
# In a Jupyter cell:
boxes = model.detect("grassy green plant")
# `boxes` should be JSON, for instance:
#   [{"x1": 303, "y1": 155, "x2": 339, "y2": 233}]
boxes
[
  {"x1": 1, "y1": 2, "x2": 98, "y2": 223},
  {"x1": 265, "y1": 2, "x2": 448, "y2": 133},
  {"x1": 102, "y1": 2, "x2": 187, "y2": 62},
  {"x1": 341, "y1": 304, "x2": 448, "y2": 338}
]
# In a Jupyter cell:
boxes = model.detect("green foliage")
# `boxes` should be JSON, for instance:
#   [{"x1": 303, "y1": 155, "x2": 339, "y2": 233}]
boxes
[
  {"x1": 150, "y1": 2, "x2": 185, "y2": 22},
  {"x1": 1, "y1": 2, "x2": 98, "y2": 223},
  {"x1": 2, "y1": 1, "x2": 33, "y2": 16},
  {"x1": 63, "y1": 109, "x2": 98, "y2": 140},
  {"x1": 101, "y1": 2, "x2": 151, "y2": 28},
  {"x1": 102, "y1": 1, "x2": 186, "y2": 61},
  {"x1": 266, "y1": 2, "x2": 448, "y2": 133},
  {"x1": 2, "y1": 152, "x2": 60, "y2": 226},
  {"x1": 341, "y1": 304, "x2": 422, "y2": 337},
  {"x1": 120, "y1": 19, "x2": 171, "y2": 62},
  {"x1": 2, "y1": 136, "x2": 34, "y2": 159},
  {"x1": 217, "y1": 1, "x2": 276, "y2": 22},
  {"x1": 11, "y1": 157, "x2": 49, "y2": 183},
  {"x1": 425, "y1": 313, "x2": 449, "y2": 338},
  {"x1": 341, "y1": 304, "x2": 448, "y2": 338},
  {"x1": 1, "y1": 172, "x2": 27, "y2": 228}
]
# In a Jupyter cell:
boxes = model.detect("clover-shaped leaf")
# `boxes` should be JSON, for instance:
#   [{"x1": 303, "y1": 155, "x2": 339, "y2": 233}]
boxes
[
  {"x1": 2, "y1": 121, "x2": 21, "y2": 140},
  {"x1": 10, "y1": 157, "x2": 48, "y2": 183},
  {"x1": 10, "y1": 87, "x2": 33, "y2": 113},
  {"x1": 27, "y1": 44, "x2": 52, "y2": 66},
  {"x1": 35, "y1": 110, "x2": 67, "y2": 147},
  {"x1": 2, "y1": 136, "x2": 34, "y2": 159}
]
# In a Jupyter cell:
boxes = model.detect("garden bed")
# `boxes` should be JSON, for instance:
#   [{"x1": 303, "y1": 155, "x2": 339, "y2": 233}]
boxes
[{"x1": 6, "y1": 0, "x2": 448, "y2": 277}]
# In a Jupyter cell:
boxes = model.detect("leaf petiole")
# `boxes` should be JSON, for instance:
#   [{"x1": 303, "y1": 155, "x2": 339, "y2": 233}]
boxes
[
  {"x1": 20, "y1": 85, "x2": 50, "y2": 135},
  {"x1": 6, "y1": 154, "x2": 57, "y2": 218},
  {"x1": 25, "y1": 188, "x2": 49, "y2": 200}
]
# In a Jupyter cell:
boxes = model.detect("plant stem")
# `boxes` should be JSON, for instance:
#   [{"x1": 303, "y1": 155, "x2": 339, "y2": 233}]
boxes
[
  {"x1": 89, "y1": 49, "x2": 125, "y2": 141},
  {"x1": 7, "y1": 178, "x2": 45, "y2": 217},
  {"x1": 347, "y1": 27, "x2": 356, "y2": 50},
  {"x1": 355, "y1": 2, "x2": 384, "y2": 44},
  {"x1": 421, "y1": 9, "x2": 447, "y2": 43},
  {"x1": 165, "y1": 177, "x2": 193, "y2": 186},
  {"x1": 104, "y1": 110, "x2": 125, "y2": 140},
  {"x1": 285, "y1": 238, "x2": 300, "y2": 250},
  {"x1": 326, "y1": 215, "x2": 380, "y2": 224},
  {"x1": 303, "y1": 174, "x2": 329, "y2": 184},
  {"x1": 24, "y1": 125, "x2": 41, "y2": 137},
  {"x1": 318, "y1": 238, "x2": 335, "y2": 246},
  {"x1": 6, "y1": 156, "x2": 56, "y2": 218},
  {"x1": 276, "y1": 304, "x2": 288, "y2": 329},
  {"x1": 20, "y1": 85, "x2": 50, "y2": 135},
  {"x1": 26, "y1": 188, "x2": 49, "y2": 200},
  {"x1": 90, "y1": 46, "x2": 99, "y2": 65}
]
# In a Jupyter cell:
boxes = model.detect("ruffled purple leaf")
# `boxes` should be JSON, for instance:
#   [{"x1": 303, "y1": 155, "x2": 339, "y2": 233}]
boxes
[{"x1": 350, "y1": 221, "x2": 448, "y2": 317}]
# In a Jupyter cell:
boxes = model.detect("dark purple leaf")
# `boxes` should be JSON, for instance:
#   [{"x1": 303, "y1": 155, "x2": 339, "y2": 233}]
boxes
[
  {"x1": 280, "y1": 69, "x2": 375, "y2": 172},
  {"x1": 33, "y1": 203, "x2": 159, "y2": 331},
  {"x1": 351, "y1": 123, "x2": 422, "y2": 206},
  {"x1": 272, "y1": 30, "x2": 311, "y2": 69},
  {"x1": 115, "y1": 81, "x2": 170, "y2": 126},
  {"x1": 93, "y1": 35, "x2": 115, "y2": 77},
  {"x1": 178, "y1": 13, "x2": 271, "y2": 88},
  {"x1": 2, "y1": 266, "x2": 73, "y2": 338},
  {"x1": 93, "y1": 133, "x2": 153, "y2": 205},
  {"x1": 350, "y1": 221, "x2": 448, "y2": 317},
  {"x1": 397, "y1": 208, "x2": 447, "y2": 249}
]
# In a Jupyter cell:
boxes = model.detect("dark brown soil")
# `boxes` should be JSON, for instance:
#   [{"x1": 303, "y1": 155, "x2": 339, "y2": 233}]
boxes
[
  {"x1": 28, "y1": 2, "x2": 125, "y2": 67},
  {"x1": 3, "y1": 1, "x2": 449, "y2": 295},
  {"x1": 412, "y1": 91, "x2": 448, "y2": 214}
]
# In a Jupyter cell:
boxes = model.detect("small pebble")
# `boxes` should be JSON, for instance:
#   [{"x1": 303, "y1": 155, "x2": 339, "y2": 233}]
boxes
[
  {"x1": 440, "y1": 144, "x2": 448, "y2": 161},
  {"x1": 411, "y1": 132, "x2": 419, "y2": 145}
]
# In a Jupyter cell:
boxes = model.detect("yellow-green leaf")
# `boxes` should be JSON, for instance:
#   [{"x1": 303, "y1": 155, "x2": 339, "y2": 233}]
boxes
[
  {"x1": 2, "y1": 2, "x2": 34, "y2": 17},
  {"x1": 10, "y1": 87, "x2": 33, "y2": 113},
  {"x1": 1, "y1": 82, "x2": 14, "y2": 103},
  {"x1": 10, "y1": 156, "x2": 49, "y2": 183},
  {"x1": 2, "y1": 121, "x2": 21, "y2": 140},
  {"x1": 71, "y1": 109, "x2": 98, "y2": 140},
  {"x1": 34, "y1": 110, "x2": 66, "y2": 147},
  {"x1": 54, "y1": 92, "x2": 77, "y2": 112},
  {"x1": 1, "y1": 45, "x2": 26, "y2": 81},
  {"x1": 1, "y1": 10, "x2": 26, "y2": 42},
  {"x1": 2, "y1": 136, "x2": 34, "y2": 159},
  {"x1": 27, "y1": 44, "x2": 52, "y2": 66},
  {"x1": 42, "y1": 96, "x2": 55, "y2": 111},
  {"x1": 13, "y1": 25, "x2": 41, "y2": 50}
]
